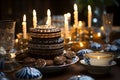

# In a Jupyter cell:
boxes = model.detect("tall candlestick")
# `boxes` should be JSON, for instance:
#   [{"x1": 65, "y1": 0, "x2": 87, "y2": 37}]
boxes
[
  {"x1": 64, "y1": 14, "x2": 69, "y2": 39},
  {"x1": 88, "y1": 5, "x2": 92, "y2": 28},
  {"x1": 74, "y1": 3, "x2": 78, "y2": 28},
  {"x1": 33, "y1": 9, "x2": 37, "y2": 28},
  {"x1": 22, "y1": 14, "x2": 27, "y2": 39},
  {"x1": 46, "y1": 9, "x2": 51, "y2": 26}
]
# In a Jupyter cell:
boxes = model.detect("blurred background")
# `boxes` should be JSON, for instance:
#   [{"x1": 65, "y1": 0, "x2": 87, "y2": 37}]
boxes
[{"x1": 0, "y1": 0, "x2": 120, "y2": 35}]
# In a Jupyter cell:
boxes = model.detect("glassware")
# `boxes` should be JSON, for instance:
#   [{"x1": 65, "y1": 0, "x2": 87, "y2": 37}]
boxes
[
  {"x1": 102, "y1": 13, "x2": 113, "y2": 43},
  {"x1": 0, "y1": 20, "x2": 17, "y2": 72}
]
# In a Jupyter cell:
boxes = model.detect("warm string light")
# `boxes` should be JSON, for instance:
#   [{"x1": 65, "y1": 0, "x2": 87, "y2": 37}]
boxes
[
  {"x1": 22, "y1": 14, "x2": 27, "y2": 39},
  {"x1": 33, "y1": 9, "x2": 37, "y2": 28}
]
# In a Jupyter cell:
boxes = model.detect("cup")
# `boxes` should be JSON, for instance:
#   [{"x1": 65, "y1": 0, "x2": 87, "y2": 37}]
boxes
[{"x1": 85, "y1": 52, "x2": 114, "y2": 66}]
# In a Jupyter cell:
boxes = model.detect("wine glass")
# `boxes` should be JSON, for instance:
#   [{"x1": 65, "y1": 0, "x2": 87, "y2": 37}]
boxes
[
  {"x1": 0, "y1": 20, "x2": 16, "y2": 72},
  {"x1": 102, "y1": 13, "x2": 113, "y2": 44}
]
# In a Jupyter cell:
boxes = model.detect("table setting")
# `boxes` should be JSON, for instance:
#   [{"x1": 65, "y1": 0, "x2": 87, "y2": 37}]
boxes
[{"x1": 0, "y1": 3, "x2": 120, "y2": 80}]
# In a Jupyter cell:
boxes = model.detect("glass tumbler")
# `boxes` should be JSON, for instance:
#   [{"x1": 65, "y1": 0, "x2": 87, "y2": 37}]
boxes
[
  {"x1": 0, "y1": 20, "x2": 16, "y2": 72},
  {"x1": 102, "y1": 13, "x2": 113, "y2": 44}
]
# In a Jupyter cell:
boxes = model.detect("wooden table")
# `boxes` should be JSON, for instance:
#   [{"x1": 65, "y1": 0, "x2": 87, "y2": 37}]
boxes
[{"x1": 41, "y1": 62, "x2": 120, "y2": 80}]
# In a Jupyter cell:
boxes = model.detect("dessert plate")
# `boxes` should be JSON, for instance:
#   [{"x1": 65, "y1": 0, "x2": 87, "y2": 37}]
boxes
[{"x1": 36, "y1": 56, "x2": 79, "y2": 73}]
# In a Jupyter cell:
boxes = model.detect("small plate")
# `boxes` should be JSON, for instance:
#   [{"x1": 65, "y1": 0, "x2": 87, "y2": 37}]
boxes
[
  {"x1": 36, "y1": 56, "x2": 79, "y2": 73},
  {"x1": 80, "y1": 59, "x2": 116, "y2": 75}
]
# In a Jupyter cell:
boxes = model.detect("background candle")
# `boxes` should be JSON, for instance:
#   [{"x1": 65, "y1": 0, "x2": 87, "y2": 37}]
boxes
[
  {"x1": 88, "y1": 5, "x2": 92, "y2": 28},
  {"x1": 22, "y1": 14, "x2": 27, "y2": 39},
  {"x1": 74, "y1": 3, "x2": 78, "y2": 28},
  {"x1": 46, "y1": 9, "x2": 51, "y2": 26},
  {"x1": 33, "y1": 9, "x2": 37, "y2": 28},
  {"x1": 64, "y1": 13, "x2": 69, "y2": 39}
]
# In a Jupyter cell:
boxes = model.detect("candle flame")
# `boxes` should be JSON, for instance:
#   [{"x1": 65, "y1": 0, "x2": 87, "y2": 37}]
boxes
[
  {"x1": 15, "y1": 39, "x2": 18, "y2": 43},
  {"x1": 97, "y1": 32, "x2": 101, "y2": 37},
  {"x1": 79, "y1": 21, "x2": 82, "y2": 27},
  {"x1": 67, "y1": 13, "x2": 71, "y2": 17},
  {"x1": 79, "y1": 42, "x2": 83, "y2": 47},
  {"x1": 74, "y1": 3, "x2": 78, "y2": 11},
  {"x1": 101, "y1": 26, "x2": 104, "y2": 31},
  {"x1": 88, "y1": 5, "x2": 91, "y2": 11},
  {"x1": 23, "y1": 14, "x2": 26, "y2": 22},
  {"x1": 47, "y1": 9, "x2": 51, "y2": 16},
  {"x1": 33, "y1": 9, "x2": 36, "y2": 16}
]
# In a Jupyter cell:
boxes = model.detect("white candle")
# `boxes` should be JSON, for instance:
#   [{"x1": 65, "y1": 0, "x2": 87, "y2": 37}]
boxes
[
  {"x1": 88, "y1": 5, "x2": 92, "y2": 28},
  {"x1": 33, "y1": 9, "x2": 37, "y2": 28},
  {"x1": 22, "y1": 14, "x2": 27, "y2": 39},
  {"x1": 64, "y1": 14, "x2": 69, "y2": 39},
  {"x1": 46, "y1": 9, "x2": 51, "y2": 26},
  {"x1": 74, "y1": 3, "x2": 78, "y2": 28}
]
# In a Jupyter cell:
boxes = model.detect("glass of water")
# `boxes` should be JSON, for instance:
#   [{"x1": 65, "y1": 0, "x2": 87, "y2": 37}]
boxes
[
  {"x1": 0, "y1": 20, "x2": 16, "y2": 72},
  {"x1": 102, "y1": 13, "x2": 113, "y2": 44}
]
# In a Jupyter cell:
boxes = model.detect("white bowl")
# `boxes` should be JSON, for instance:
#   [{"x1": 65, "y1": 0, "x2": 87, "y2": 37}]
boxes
[
  {"x1": 80, "y1": 59, "x2": 116, "y2": 75},
  {"x1": 84, "y1": 52, "x2": 114, "y2": 66}
]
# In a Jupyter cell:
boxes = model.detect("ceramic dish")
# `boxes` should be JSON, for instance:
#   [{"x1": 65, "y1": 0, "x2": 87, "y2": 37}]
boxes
[
  {"x1": 36, "y1": 56, "x2": 79, "y2": 73},
  {"x1": 80, "y1": 59, "x2": 116, "y2": 75}
]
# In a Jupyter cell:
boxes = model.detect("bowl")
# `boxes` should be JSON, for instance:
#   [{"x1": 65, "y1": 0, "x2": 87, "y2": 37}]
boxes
[
  {"x1": 68, "y1": 75, "x2": 95, "y2": 80},
  {"x1": 84, "y1": 52, "x2": 114, "y2": 66},
  {"x1": 80, "y1": 59, "x2": 116, "y2": 75}
]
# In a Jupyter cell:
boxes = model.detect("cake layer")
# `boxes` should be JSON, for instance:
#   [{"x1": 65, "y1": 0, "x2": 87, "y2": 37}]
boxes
[
  {"x1": 30, "y1": 25, "x2": 60, "y2": 33},
  {"x1": 28, "y1": 48, "x2": 64, "y2": 59},
  {"x1": 30, "y1": 25, "x2": 61, "y2": 38},
  {"x1": 29, "y1": 38, "x2": 64, "y2": 44},
  {"x1": 28, "y1": 43, "x2": 64, "y2": 49},
  {"x1": 30, "y1": 32, "x2": 61, "y2": 38}
]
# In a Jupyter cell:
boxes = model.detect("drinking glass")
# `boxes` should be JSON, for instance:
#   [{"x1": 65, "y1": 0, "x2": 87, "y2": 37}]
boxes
[
  {"x1": 0, "y1": 20, "x2": 16, "y2": 72},
  {"x1": 102, "y1": 13, "x2": 113, "y2": 43}
]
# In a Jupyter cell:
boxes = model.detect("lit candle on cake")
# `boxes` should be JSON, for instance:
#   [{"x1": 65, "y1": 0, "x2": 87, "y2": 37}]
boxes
[
  {"x1": 88, "y1": 5, "x2": 92, "y2": 28},
  {"x1": 64, "y1": 13, "x2": 69, "y2": 39},
  {"x1": 22, "y1": 14, "x2": 27, "y2": 39},
  {"x1": 46, "y1": 9, "x2": 51, "y2": 26},
  {"x1": 74, "y1": 3, "x2": 78, "y2": 28},
  {"x1": 33, "y1": 9, "x2": 37, "y2": 28}
]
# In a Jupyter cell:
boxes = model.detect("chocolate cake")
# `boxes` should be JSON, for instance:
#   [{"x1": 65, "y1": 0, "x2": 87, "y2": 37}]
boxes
[{"x1": 28, "y1": 25, "x2": 64, "y2": 59}]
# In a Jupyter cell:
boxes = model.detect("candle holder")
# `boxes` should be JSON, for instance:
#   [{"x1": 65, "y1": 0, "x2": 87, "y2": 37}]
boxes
[
  {"x1": 71, "y1": 28, "x2": 80, "y2": 42},
  {"x1": 88, "y1": 28, "x2": 93, "y2": 42},
  {"x1": 15, "y1": 33, "x2": 30, "y2": 52}
]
